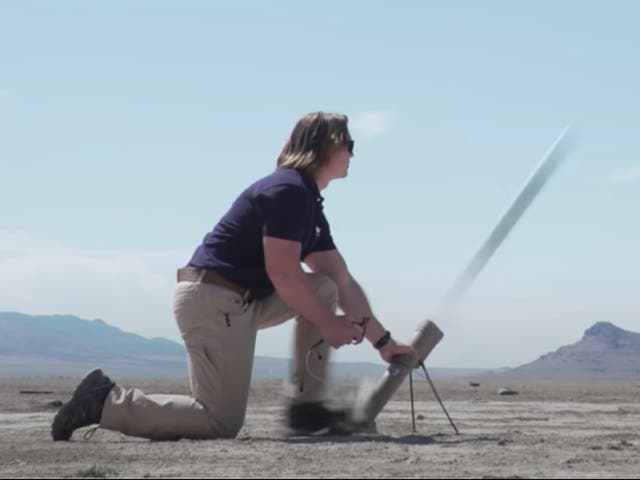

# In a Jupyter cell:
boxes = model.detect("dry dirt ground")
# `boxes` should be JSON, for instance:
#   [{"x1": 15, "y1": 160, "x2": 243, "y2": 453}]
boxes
[{"x1": 1, "y1": 376, "x2": 639, "y2": 478}]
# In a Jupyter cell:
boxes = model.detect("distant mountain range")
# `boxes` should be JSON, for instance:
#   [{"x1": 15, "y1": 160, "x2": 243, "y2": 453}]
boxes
[
  {"x1": 496, "y1": 321, "x2": 640, "y2": 379},
  {"x1": 0, "y1": 312, "x2": 485, "y2": 379},
  {"x1": 3, "y1": 312, "x2": 637, "y2": 379}
]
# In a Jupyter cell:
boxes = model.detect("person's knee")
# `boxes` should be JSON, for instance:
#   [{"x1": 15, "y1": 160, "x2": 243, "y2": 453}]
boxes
[
  {"x1": 218, "y1": 425, "x2": 241, "y2": 439},
  {"x1": 309, "y1": 274, "x2": 338, "y2": 308},
  {"x1": 214, "y1": 413, "x2": 245, "y2": 439}
]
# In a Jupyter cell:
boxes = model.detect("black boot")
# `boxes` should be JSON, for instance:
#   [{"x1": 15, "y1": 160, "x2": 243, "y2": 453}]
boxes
[
  {"x1": 51, "y1": 368, "x2": 115, "y2": 441},
  {"x1": 287, "y1": 402, "x2": 349, "y2": 434}
]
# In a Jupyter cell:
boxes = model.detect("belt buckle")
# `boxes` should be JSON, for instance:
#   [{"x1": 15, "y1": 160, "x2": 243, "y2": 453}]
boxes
[{"x1": 242, "y1": 289, "x2": 253, "y2": 304}]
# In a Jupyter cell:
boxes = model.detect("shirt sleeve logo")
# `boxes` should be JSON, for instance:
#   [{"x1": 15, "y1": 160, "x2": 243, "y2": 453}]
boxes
[{"x1": 315, "y1": 226, "x2": 322, "y2": 238}]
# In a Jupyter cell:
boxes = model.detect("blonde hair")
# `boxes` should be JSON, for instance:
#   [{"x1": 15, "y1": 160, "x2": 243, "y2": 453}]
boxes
[{"x1": 277, "y1": 112, "x2": 350, "y2": 177}]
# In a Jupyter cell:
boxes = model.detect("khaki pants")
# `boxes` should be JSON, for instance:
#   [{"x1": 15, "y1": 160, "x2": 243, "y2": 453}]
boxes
[{"x1": 100, "y1": 273, "x2": 337, "y2": 440}]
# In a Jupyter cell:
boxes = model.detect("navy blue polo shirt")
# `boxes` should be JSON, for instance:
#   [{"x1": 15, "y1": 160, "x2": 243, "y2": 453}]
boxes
[{"x1": 188, "y1": 168, "x2": 336, "y2": 299}]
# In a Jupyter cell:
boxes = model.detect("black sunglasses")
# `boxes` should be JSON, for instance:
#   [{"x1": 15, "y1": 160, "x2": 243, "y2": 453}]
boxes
[{"x1": 347, "y1": 140, "x2": 354, "y2": 154}]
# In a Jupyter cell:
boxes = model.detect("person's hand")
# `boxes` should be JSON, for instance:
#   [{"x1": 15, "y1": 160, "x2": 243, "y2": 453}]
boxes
[
  {"x1": 321, "y1": 314, "x2": 361, "y2": 348},
  {"x1": 378, "y1": 338, "x2": 418, "y2": 366}
]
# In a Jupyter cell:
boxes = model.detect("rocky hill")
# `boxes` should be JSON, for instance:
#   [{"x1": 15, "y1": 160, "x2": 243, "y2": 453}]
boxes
[{"x1": 502, "y1": 322, "x2": 640, "y2": 379}]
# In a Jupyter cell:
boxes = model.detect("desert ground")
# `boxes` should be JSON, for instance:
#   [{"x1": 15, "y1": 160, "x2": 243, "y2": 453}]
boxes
[{"x1": 1, "y1": 376, "x2": 639, "y2": 479}]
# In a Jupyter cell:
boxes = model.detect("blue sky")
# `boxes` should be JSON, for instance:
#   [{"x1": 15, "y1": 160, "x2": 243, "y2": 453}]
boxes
[{"x1": 1, "y1": 1, "x2": 639, "y2": 368}]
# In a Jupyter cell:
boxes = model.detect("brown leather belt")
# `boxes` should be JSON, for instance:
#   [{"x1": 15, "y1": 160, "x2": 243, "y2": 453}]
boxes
[{"x1": 177, "y1": 267, "x2": 253, "y2": 303}]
